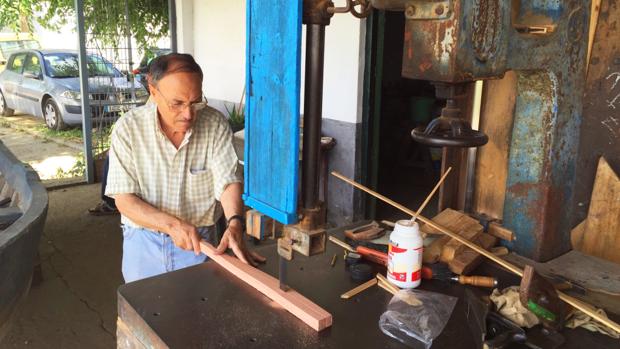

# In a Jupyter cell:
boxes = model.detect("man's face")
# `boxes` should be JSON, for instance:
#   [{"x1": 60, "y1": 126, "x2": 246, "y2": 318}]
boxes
[{"x1": 150, "y1": 71, "x2": 203, "y2": 133}]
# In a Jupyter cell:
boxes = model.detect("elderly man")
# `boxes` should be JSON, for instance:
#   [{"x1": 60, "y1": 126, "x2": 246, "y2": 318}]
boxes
[{"x1": 106, "y1": 53, "x2": 264, "y2": 283}]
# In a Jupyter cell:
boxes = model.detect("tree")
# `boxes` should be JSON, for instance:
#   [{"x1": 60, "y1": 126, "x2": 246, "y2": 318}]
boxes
[{"x1": 0, "y1": 0, "x2": 169, "y2": 51}]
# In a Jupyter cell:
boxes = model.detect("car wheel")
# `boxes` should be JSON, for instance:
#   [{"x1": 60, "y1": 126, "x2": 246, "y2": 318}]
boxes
[
  {"x1": 43, "y1": 98, "x2": 67, "y2": 131},
  {"x1": 0, "y1": 90, "x2": 14, "y2": 117}
]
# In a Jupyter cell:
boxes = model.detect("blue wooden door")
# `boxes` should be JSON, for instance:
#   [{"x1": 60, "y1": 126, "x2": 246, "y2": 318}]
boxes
[{"x1": 243, "y1": 0, "x2": 302, "y2": 224}]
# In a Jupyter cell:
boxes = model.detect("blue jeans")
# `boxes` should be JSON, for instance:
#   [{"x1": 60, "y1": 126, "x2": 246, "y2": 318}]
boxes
[{"x1": 121, "y1": 225, "x2": 216, "y2": 283}]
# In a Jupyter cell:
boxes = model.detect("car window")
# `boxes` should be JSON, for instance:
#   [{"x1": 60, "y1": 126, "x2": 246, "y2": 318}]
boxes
[
  {"x1": 7, "y1": 53, "x2": 27, "y2": 73},
  {"x1": 23, "y1": 54, "x2": 42, "y2": 77},
  {"x1": 87, "y1": 55, "x2": 122, "y2": 77},
  {"x1": 43, "y1": 53, "x2": 121, "y2": 78}
]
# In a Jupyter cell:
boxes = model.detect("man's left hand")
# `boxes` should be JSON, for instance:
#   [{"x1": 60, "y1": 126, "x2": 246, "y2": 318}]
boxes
[{"x1": 215, "y1": 222, "x2": 266, "y2": 266}]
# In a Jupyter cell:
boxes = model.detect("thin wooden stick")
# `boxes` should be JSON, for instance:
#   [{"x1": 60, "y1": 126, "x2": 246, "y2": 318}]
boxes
[
  {"x1": 411, "y1": 167, "x2": 452, "y2": 222},
  {"x1": 328, "y1": 235, "x2": 355, "y2": 252},
  {"x1": 376, "y1": 273, "x2": 400, "y2": 294},
  {"x1": 331, "y1": 171, "x2": 620, "y2": 333},
  {"x1": 341, "y1": 278, "x2": 377, "y2": 299},
  {"x1": 377, "y1": 281, "x2": 396, "y2": 295}
]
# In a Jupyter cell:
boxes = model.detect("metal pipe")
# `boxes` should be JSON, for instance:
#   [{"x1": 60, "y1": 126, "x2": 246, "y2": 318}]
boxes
[
  {"x1": 302, "y1": 24, "x2": 326, "y2": 209},
  {"x1": 124, "y1": 0, "x2": 136, "y2": 100},
  {"x1": 168, "y1": 0, "x2": 178, "y2": 53},
  {"x1": 464, "y1": 81, "x2": 484, "y2": 213},
  {"x1": 75, "y1": 0, "x2": 94, "y2": 184}
]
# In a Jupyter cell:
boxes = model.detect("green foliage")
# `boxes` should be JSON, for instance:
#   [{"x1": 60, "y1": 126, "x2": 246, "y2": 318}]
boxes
[
  {"x1": 225, "y1": 103, "x2": 245, "y2": 132},
  {"x1": 34, "y1": 124, "x2": 83, "y2": 142},
  {"x1": 54, "y1": 151, "x2": 85, "y2": 179},
  {"x1": 0, "y1": 0, "x2": 169, "y2": 51}
]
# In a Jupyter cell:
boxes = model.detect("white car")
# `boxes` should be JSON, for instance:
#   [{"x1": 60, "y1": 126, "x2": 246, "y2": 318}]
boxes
[{"x1": 0, "y1": 49, "x2": 149, "y2": 130}]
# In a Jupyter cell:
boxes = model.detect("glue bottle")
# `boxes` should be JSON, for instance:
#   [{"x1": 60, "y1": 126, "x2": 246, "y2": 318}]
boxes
[{"x1": 387, "y1": 220, "x2": 423, "y2": 288}]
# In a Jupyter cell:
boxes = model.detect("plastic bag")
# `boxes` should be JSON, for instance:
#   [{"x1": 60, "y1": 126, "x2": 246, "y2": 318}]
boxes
[{"x1": 379, "y1": 289, "x2": 457, "y2": 349}]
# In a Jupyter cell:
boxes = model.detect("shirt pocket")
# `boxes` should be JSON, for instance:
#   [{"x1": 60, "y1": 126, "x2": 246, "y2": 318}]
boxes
[{"x1": 187, "y1": 169, "x2": 214, "y2": 203}]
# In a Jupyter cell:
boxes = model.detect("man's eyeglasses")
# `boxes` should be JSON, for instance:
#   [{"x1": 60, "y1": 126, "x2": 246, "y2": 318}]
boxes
[{"x1": 155, "y1": 86, "x2": 208, "y2": 113}]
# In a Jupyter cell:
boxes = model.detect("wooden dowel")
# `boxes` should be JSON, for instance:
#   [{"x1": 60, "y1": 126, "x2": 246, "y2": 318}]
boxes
[
  {"x1": 328, "y1": 235, "x2": 355, "y2": 252},
  {"x1": 341, "y1": 278, "x2": 377, "y2": 299},
  {"x1": 331, "y1": 171, "x2": 620, "y2": 333},
  {"x1": 411, "y1": 167, "x2": 452, "y2": 222}
]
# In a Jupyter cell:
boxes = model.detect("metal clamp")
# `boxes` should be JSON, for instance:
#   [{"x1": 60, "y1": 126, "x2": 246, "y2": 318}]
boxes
[
  {"x1": 404, "y1": 0, "x2": 452, "y2": 20},
  {"x1": 328, "y1": 0, "x2": 373, "y2": 18}
]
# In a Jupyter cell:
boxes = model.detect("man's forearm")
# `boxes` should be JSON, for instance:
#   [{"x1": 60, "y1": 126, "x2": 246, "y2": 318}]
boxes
[
  {"x1": 114, "y1": 193, "x2": 182, "y2": 234},
  {"x1": 220, "y1": 182, "x2": 244, "y2": 222}
]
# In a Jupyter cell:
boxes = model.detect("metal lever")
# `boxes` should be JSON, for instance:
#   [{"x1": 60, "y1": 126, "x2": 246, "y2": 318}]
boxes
[{"x1": 411, "y1": 99, "x2": 488, "y2": 148}]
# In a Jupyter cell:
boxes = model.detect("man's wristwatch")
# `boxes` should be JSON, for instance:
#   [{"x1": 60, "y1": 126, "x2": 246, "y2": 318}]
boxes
[{"x1": 227, "y1": 214, "x2": 245, "y2": 230}]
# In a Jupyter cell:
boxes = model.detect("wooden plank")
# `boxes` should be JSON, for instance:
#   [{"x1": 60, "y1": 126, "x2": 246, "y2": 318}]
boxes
[
  {"x1": 421, "y1": 208, "x2": 483, "y2": 263},
  {"x1": 571, "y1": 220, "x2": 587, "y2": 250},
  {"x1": 487, "y1": 222, "x2": 515, "y2": 242},
  {"x1": 199, "y1": 241, "x2": 332, "y2": 331},
  {"x1": 244, "y1": 0, "x2": 302, "y2": 224},
  {"x1": 473, "y1": 71, "x2": 518, "y2": 219},
  {"x1": 420, "y1": 208, "x2": 479, "y2": 235},
  {"x1": 573, "y1": 0, "x2": 620, "y2": 226},
  {"x1": 423, "y1": 235, "x2": 451, "y2": 264},
  {"x1": 580, "y1": 158, "x2": 620, "y2": 263},
  {"x1": 440, "y1": 227, "x2": 482, "y2": 263},
  {"x1": 448, "y1": 233, "x2": 497, "y2": 275},
  {"x1": 586, "y1": 0, "x2": 602, "y2": 77}
]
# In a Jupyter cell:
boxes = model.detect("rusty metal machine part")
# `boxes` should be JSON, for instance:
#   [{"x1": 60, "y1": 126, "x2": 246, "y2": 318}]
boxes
[
  {"x1": 328, "y1": 0, "x2": 373, "y2": 18},
  {"x1": 367, "y1": 0, "x2": 592, "y2": 261},
  {"x1": 411, "y1": 83, "x2": 488, "y2": 147}
]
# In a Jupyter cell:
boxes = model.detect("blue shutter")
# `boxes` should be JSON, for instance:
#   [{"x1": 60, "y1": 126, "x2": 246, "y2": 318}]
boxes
[{"x1": 242, "y1": 0, "x2": 302, "y2": 224}]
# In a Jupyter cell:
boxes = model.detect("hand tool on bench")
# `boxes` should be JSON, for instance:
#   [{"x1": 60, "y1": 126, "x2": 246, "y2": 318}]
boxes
[
  {"x1": 328, "y1": 235, "x2": 388, "y2": 266},
  {"x1": 520, "y1": 265, "x2": 568, "y2": 331},
  {"x1": 344, "y1": 221, "x2": 385, "y2": 241},
  {"x1": 421, "y1": 263, "x2": 498, "y2": 288},
  {"x1": 331, "y1": 171, "x2": 620, "y2": 333}
]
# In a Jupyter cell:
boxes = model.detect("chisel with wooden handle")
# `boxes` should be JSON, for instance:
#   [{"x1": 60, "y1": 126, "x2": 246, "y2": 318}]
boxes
[{"x1": 450, "y1": 275, "x2": 498, "y2": 288}]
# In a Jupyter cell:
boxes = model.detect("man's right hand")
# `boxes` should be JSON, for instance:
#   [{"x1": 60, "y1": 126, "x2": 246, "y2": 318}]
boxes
[{"x1": 166, "y1": 219, "x2": 201, "y2": 255}]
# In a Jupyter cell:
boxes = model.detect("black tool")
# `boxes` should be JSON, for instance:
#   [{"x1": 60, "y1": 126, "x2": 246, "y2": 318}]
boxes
[{"x1": 349, "y1": 263, "x2": 373, "y2": 282}]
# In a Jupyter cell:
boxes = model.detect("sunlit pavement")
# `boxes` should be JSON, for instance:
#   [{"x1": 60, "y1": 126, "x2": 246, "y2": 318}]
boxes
[{"x1": 0, "y1": 115, "x2": 82, "y2": 180}]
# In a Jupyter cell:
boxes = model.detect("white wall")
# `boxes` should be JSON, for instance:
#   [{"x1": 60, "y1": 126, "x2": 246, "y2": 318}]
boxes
[
  {"x1": 180, "y1": 0, "x2": 365, "y2": 124},
  {"x1": 192, "y1": 0, "x2": 247, "y2": 104},
  {"x1": 176, "y1": 0, "x2": 194, "y2": 55},
  {"x1": 33, "y1": 21, "x2": 77, "y2": 50},
  {"x1": 321, "y1": 15, "x2": 365, "y2": 123}
]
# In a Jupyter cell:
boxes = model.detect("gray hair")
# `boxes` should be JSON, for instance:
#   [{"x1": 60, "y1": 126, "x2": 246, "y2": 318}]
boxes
[{"x1": 147, "y1": 53, "x2": 203, "y2": 86}]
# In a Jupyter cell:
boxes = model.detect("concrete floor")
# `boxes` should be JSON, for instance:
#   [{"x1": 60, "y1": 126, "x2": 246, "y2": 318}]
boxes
[
  {"x1": 0, "y1": 115, "x2": 82, "y2": 181},
  {"x1": 1, "y1": 184, "x2": 123, "y2": 348}
]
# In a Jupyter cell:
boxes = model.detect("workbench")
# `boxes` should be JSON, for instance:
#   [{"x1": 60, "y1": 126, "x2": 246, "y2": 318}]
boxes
[{"x1": 117, "y1": 225, "x2": 619, "y2": 349}]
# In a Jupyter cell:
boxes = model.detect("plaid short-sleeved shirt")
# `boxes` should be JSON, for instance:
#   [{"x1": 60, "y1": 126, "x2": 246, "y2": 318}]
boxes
[{"x1": 105, "y1": 103, "x2": 241, "y2": 228}]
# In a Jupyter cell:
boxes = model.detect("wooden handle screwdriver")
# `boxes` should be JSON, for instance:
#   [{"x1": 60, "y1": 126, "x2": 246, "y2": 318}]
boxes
[{"x1": 450, "y1": 275, "x2": 498, "y2": 288}]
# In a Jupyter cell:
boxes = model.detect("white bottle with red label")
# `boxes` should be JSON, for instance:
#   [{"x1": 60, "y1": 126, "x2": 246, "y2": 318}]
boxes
[{"x1": 387, "y1": 220, "x2": 423, "y2": 288}]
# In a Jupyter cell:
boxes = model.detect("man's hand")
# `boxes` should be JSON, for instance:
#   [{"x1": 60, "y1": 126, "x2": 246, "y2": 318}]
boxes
[
  {"x1": 215, "y1": 221, "x2": 266, "y2": 266},
  {"x1": 165, "y1": 219, "x2": 201, "y2": 255}
]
